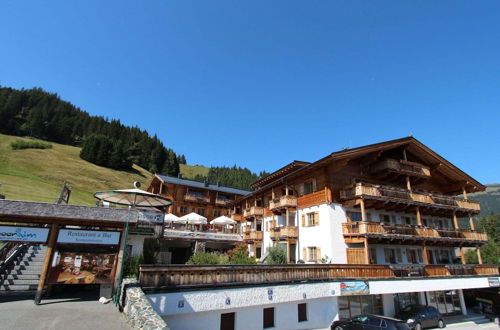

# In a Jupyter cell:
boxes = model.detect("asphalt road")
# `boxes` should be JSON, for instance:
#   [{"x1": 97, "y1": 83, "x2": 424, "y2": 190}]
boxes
[{"x1": 0, "y1": 288, "x2": 130, "y2": 330}]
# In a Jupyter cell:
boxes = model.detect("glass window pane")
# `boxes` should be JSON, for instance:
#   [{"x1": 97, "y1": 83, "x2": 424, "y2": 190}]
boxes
[
  {"x1": 361, "y1": 295, "x2": 372, "y2": 314},
  {"x1": 350, "y1": 296, "x2": 362, "y2": 317}
]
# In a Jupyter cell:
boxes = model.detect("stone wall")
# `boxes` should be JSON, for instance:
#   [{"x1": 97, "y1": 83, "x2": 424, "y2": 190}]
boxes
[{"x1": 120, "y1": 278, "x2": 169, "y2": 330}]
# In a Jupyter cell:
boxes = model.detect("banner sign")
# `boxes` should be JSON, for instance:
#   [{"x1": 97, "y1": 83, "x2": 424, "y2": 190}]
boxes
[
  {"x1": 48, "y1": 252, "x2": 116, "y2": 284},
  {"x1": 0, "y1": 225, "x2": 49, "y2": 243},
  {"x1": 488, "y1": 277, "x2": 500, "y2": 287},
  {"x1": 57, "y1": 229, "x2": 120, "y2": 245},
  {"x1": 138, "y1": 211, "x2": 164, "y2": 225},
  {"x1": 163, "y1": 229, "x2": 242, "y2": 242},
  {"x1": 340, "y1": 281, "x2": 370, "y2": 296}
]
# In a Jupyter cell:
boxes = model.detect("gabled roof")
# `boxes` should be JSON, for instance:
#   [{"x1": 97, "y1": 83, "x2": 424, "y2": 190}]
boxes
[
  {"x1": 155, "y1": 174, "x2": 251, "y2": 196},
  {"x1": 250, "y1": 161, "x2": 310, "y2": 189}
]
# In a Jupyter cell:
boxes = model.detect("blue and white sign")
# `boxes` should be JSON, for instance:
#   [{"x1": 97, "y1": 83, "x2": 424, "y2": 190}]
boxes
[
  {"x1": 0, "y1": 226, "x2": 49, "y2": 243},
  {"x1": 57, "y1": 229, "x2": 120, "y2": 245}
]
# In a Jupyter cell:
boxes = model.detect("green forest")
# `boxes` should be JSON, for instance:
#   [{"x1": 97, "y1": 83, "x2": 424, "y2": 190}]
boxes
[{"x1": 0, "y1": 86, "x2": 265, "y2": 190}]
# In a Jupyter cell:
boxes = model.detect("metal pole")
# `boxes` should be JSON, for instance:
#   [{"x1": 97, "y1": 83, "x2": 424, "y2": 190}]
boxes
[{"x1": 113, "y1": 220, "x2": 129, "y2": 306}]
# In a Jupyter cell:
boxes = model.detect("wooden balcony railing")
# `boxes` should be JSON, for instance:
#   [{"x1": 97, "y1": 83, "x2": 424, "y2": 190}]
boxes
[
  {"x1": 230, "y1": 214, "x2": 242, "y2": 222},
  {"x1": 270, "y1": 225, "x2": 298, "y2": 239},
  {"x1": 269, "y1": 195, "x2": 297, "y2": 211},
  {"x1": 298, "y1": 189, "x2": 331, "y2": 209},
  {"x1": 215, "y1": 198, "x2": 232, "y2": 206},
  {"x1": 371, "y1": 159, "x2": 431, "y2": 178},
  {"x1": 342, "y1": 222, "x2": 487, "y2": 242},
  {"x1": 340, "y1": 183, "x2": 480, "y2": 212},
  {"x1": 184, "y1": 193, "x2": 210, "y2": 204},
  {"x1": 139, "y1": 264, "x2": 499, "y2": 290},
  {"x1": 248, "y1": 231, "x2": 263, "y2": 241},
  {"x1": 243, "y1": 206, "x2": 264, "y2": 218}
]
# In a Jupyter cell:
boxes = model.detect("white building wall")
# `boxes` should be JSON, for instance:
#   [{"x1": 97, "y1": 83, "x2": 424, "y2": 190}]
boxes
[
  {"x1": 126, "y1": 234, "x2": 149, "y2": 256},
  {"x1": 382, "y1": 294, "x2": 396, "y2": 317}
]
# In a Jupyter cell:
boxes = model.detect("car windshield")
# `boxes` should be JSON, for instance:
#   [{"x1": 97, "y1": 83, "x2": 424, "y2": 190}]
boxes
[
  {"x1": 352, "y1": 316, "x2": 368, "y2": 323},
  {"x1": 401, "y1": 306, "x2": 422, "y2": 313}
]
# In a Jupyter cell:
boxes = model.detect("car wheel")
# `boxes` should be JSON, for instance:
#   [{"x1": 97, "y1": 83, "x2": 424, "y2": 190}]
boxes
[
  {"x1": 415, "y1": 323, "x2": 422, "y2": 330},
  {"x1": 438, "y1": 319, "x2": 445, "y2": 328}
]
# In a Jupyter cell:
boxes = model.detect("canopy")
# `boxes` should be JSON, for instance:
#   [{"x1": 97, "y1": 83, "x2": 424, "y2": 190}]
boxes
[
  {"x1": 164, "y1": 213, "x2": 180, "y2": 222},
  {"x1": 178, "y1": 212, "x2": 207, "y2": 224},
  {"x1": 210, "y1": 215, "x2": 236, "y2": 225},
  {"x1": 94, "y1": 188, "x2": 172, "y2": 207}
]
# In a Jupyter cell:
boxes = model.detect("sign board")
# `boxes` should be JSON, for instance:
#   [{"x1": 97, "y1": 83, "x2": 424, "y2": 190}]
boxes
[
  {"x1": 57, "y1": 229, "x2": 120, "y2": 245},
  {"x1": 0, "y1": 225, "x2": 49, "y2": 243},
  {"x1": 138, "y1": 211, "x2": 164, "y2": 225},
  {"x1": 48, "y1": 252, "x2": 116, "y2": 284},
  {"x1": 131, "y1": 211, "x2": 164, "y2": 237},
  {"x1": 488, "y1": 277, "x2": 500, "y2": 287},
  {"x1": 340, "y1": 281, "x2": 370, "y2": 296}
]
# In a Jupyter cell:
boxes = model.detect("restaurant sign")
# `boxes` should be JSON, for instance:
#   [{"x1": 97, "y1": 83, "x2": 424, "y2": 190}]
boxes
[
  {"x1": 340, "y1": 281, "x2": 370, "y2": 296},
  {"x1": 0, "y1": 225, "x2": 49, "y2": 243},
  {"x1": 57, "y1": 229, "x2": 120, "y2": 245}
]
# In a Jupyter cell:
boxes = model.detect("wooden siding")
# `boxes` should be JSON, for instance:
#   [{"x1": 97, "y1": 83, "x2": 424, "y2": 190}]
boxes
[{"x1": 346, "y1": 248, "x2": 366, "y2": 264}]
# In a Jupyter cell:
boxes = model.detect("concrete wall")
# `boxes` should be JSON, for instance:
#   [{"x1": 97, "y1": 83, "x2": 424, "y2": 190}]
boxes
[{"x1": 126, "y1": 234, "x2": 149, "y2": 257}]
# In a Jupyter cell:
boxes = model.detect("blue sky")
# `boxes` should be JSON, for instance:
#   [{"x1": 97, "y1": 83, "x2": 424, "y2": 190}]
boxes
[{"x1": 1, "y1": 1, "x2": 499, "y2": 183}]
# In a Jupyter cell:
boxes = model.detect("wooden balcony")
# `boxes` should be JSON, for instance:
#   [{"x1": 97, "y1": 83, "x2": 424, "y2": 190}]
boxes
[
  {"x1": 340, "y1": 182, "x2": 480, "y2": 215},
  {"x1": 139, "y1": 264, "x2": 499, "y2": 290},
  {"x1": 270, "y1": 225, "x2": 298, "y2": 240},
  {"x1": 230, "y1": 214, "x2": 242, "y2": 222},
  {"x1": 342, "y1": 222, "x2": 487, "y2": 246},
  {"x1": 184, "y1": 193, "x2": 210, "y2": 204},
  {"x1": 269, "y1": 195, "x2": 297, "y2": 212},
  {"x1": 215, "y1": 198, "x2": 232, "y2": 206},
  {"x1": 243, "y1": 206, "x2": 264, "y2": 219},
  {"x1": 371, "y1": 159, "x2": 431, "y2": 178},
  {"x1": 298, "y1": 189, "x2": 331, "y2": 209},
  {"x1": 244, "y1": 230, "x2": 263, "y2": 241}
]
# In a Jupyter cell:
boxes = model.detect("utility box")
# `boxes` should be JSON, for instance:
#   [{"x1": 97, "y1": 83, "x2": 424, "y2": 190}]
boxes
[{"x1": 100, "y1": 284, "x2": 113, "y2": 298}]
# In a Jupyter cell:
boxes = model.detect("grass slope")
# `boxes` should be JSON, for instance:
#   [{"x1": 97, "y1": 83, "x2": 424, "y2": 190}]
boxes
[
  {"x1": 179, "y1": 163, "x2": 209, "y2": 179},
  {"x1": 0, "y1": 134, "x2": 152, "y2": 206}
]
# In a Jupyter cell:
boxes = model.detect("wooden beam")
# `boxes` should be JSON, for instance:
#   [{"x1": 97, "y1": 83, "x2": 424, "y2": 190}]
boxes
[
  {"x1": 364, "y1": 238, "x2": 370, "y2": 264},
  {"x1": 469, "y1": 214, "x2": 476, "y2": 231},
  {"x1": 423, "y1": 245, "x2": 429, "y2": 264},
  {"x1": 453, "y1": 212, "x2": 459, "y2": 229},
  {"x1": 460, "y1": 247, "x2": 466, "y2": 264},
  {"x1": 34, "y1": 223, "x2": 58, "y2": 305},
  {"x1": 416, "y1": 207, "x2": 422, "y2": 226},
  {"x1": 360, "y1": 199, "x2": 367, "y2": 222},
  {"x1": 477, "y1": 247, "x2": 483, "y2": 264}
]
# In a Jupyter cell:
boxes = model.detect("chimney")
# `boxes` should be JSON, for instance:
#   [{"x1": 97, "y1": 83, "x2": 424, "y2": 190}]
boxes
[
  {"x1": 178, "y1": 173, "x2": 183, "y2": 179},
  {"x1": 204, "y1": 180, "x2": 209, "y2": 187},
  {"x1": 217, "y1": 180, "x2": 221, "y2": 187}
]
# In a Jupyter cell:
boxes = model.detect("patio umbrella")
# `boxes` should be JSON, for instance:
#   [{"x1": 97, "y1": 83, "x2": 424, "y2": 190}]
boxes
[
  {"x1": 164, "y1": 213, "x2": 180, "y2": 222},
  {"x1": 179, "y1": 212, "x2": 207, "y2": 224},
  {"x1": 210, "y1": 216, "x2": 236, "y2": 225},
  {"x1": 94, "y1": 188, "x2": 172, "y2": 208}
]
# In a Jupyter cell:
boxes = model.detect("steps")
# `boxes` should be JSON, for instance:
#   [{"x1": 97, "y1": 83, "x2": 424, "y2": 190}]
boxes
[
  {"x1": 0, "y1": 244, "x2": 46, "y2": 295},
  {"x1": 465, "y1": 315, "x2": 491, "y2": 325}
]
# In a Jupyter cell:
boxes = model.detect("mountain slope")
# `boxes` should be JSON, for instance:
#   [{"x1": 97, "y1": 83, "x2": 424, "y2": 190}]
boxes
[
  {"x1": 0, "y1": 134, "x2": 152, "y2": 205},
  {"x1": 470, "y1": 184, "x2": 500, "y2": 216}
]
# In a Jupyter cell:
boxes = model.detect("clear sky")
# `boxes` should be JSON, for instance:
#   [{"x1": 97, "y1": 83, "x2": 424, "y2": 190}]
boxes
[{"x1": 1, "y1": 1, "x2": 499, "y2": 183}]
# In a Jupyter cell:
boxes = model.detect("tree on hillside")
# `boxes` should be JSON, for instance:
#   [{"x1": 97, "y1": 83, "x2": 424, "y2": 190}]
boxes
[{"x1": 465, "y1": 213, "x2": 500, "y2": 265}]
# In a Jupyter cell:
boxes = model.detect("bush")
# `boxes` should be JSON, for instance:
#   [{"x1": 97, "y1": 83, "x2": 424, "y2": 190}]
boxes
[
  {"x1": 143, "y1": 238, "x2": 160, "y2": 264},
  {"x1": 228, "y1": 243, "x2": 257, "y2": 264},
  {"x1": 265, "y1": 245, "x2": 288, "y2": 264},
  {"x1": 187, "y1": 252, "x2": 229, "y2": 265},
  {"x1": 11, "y1": 140, "x2": 52, "y2": 150},
  {"x1": 123, "y1": 254, "x2": 144, "y2": 278}
]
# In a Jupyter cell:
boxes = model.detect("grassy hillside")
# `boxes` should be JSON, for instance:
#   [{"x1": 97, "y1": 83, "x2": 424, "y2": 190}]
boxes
[
  {"x1": 179, "y1": 163, "x2": 209, "y2": 179},
  {"x1": 0, "y1": 134, "x2": 153, "y2": 206},
  {"x1": 470, "y1": 184, "x2": 500, "y2": 216}
]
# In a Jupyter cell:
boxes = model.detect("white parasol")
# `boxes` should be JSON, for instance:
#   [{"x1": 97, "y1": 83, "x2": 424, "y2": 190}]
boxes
[
  {"x1": 210, "y1": 215, "x2": 236, "y2": 225},
  {"x1": 94, "y1": 188, "x2": 171, "y2": 207},
  {"x1": 164, "y1": 213, "x2": 180, "y2": 222},
  {"x1": 178, "y1": 212, "x2": 207, "y2": 224}
]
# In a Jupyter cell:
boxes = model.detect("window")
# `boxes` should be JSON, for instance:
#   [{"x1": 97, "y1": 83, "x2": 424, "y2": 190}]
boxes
[
  {"x1": 256, "y1": 247, "x2": 262, "y2": 258},
  {"x1": 307, "y1": 212, "x2": 319, "y2": 226},
  {"x1": 347, "y1": 211, "x2": 362, "y2": 222},
  {"x1": 179, "y1": 206, "x2": 188, "y2": 214},
  {"x1": 307, "y1": 247, "x2": 318, "y2": 262},
  {"x1": 384, "y1": 248, "x2": 401, "y2": 264},
  {"x1": 198, "y1": 208, "x2": 205, "y2": 216},
  {"x1": 304, "y1": 181, "x2": 314, "y2": 194},
  {"x1": 369, "y1": 247, "x2": 378, "y2": 264},
  {"x1": 338, "y1": 295, "x2": 383, "y2": 320},
  {"x1": 214, "y1": 210, "x2": 222, "y2": 217},
  {"x1": 381, "y1": 214, "x2": 391, "y2": 224},
  {"x1": 220, "y1": 312, "x2": 235, "y2": 330},
  {"x1": 407, "y1": 249, "x2": 418, "y2": 264},
  {"x1": 298, "y1": 303, "x2": 307, "y2": 322},
  {"x1": 263, "y1": 307, "x2": 274, "y2": 328}
]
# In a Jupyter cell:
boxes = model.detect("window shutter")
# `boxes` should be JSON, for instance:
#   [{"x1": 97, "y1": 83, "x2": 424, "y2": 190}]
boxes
[
  {"x1": 316, "y1": 247, "x2": 321, "y2": 262},
  {"x1": 302, "y1": 248, "x2": 307, "y2": 261},
  {"x1": 301, "y1": 214, "x2": 306, "y2": 227},
  {"x1": 315, "y1": 212, "x2": 320, "y2": 225},
  {"x1": 312, "y1": 178, "x2": 317, "y2": 192}
]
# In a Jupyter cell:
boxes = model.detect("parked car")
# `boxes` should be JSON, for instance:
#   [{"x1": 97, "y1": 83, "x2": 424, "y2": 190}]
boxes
[
  {"x1": 331, "y1": 314, "x2": 410, "y2": 330},
  {"x1": 395, "y1": 305, "x2": 445, "y2": 330}
]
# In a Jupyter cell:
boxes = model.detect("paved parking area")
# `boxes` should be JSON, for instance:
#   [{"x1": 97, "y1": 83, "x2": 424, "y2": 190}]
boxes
[{"x1": 0, "y1": 288, "x2": 130, "y2": 330}]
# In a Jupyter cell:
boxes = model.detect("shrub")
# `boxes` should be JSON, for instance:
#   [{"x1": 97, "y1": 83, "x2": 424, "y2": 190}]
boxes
[
  {"x1": 123, "y1": 254, "x2": 144, "y2": 278},
  {"x1": 11, "y1": 140, "x2": 52, "y2": 150},
  {"x1": 187, "y1": 252, "x2": 229, "y2": 265},
  {"x1": 228, "y1": 243, "x2": 257, "y2": 264},
  {"x1": 265, "y1": 245, "x2": 288, "y2": 264}
]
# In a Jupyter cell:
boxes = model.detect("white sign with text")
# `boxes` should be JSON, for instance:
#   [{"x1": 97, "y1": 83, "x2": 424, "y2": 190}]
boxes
[
  {"x1": 57, "y1": 229, "x2": 120, "y2": 245},
  {"x1": 0, "y1": 226, "x2": 49, "y2": 243}
]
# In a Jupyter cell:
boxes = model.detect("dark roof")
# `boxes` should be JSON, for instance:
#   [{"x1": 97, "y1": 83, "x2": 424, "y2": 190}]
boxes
[
  {"x1": 250, "y1": 160, "x2": 310, "y2": 189},
  {"x1": 156, "y1": 174, "x2": 251, "y2": 196}
]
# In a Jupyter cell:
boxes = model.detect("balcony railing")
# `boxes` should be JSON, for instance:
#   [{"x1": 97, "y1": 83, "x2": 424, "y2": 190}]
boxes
[
  {"x1": 340, "y1": 182, "x2": 480, "y2": 212},
  {"x1": 371, "y1": 159, "x2": 431, "y2": 178},
  {"x1": 184, "y1": 193, "x2": 210, "y2": 204},
  {"x1": 215, "y1": 198, "x2": 232, "y2": 206},
  {"x1": 230, "y1": 214, "x2": 242, "y2": 222},
  {"x1": 342, "y1": 222, "x2": 487, "y2": 242},
  {"x1": 139, "y1": 264, "x2": 499, "y2": 290},
  {"x1": 270, "y1": 225, "x2": 298, "y2": 239},
  {"x1": 243, "y1": 231, "x2": 263, "y2": 241},
  {"x1": 243, "y1": 206, "x2": 264, "y2": 218},
  {"x1": 298, "y1": 189, "x2": 330, "y2": 209},
  {"x1": 269, "y1": 195, "x2": 297, "y2": 211}
]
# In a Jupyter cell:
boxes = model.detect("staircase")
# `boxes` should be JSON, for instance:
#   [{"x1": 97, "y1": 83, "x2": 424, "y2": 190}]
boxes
[{"x1": 0, "y1": 244, "x2": 46, "y2": 294}]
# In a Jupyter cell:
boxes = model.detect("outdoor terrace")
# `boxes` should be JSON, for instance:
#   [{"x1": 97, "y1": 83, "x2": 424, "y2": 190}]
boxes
[
  {"x1": 342, "y1": 222, "x2": 487, "y2": 246},
  {"x1": 269, "y1": 195, "x2": 297, "y2": 212},
  {"x1": 340, "y1": 182, "x2": 480, "y2": 215},
  {"x1": 371, "y1": 159, "x2": 431, "y2": 179},
  {"x1": 139, "y1": 264, "x2": 499, "y2": 291},
  {"x1": 184, "y1": 193, "x2": 210, "y2": 204},
  {"x1": 243, "y1": 206, "x2": 264, "y2": 219},
  {"x1": 270, "y1": 225, "x2": 298, "y2": 239},
  {"x1": 163, "y1": 224, "x2": 242, "y2": 242}
]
